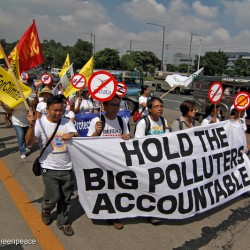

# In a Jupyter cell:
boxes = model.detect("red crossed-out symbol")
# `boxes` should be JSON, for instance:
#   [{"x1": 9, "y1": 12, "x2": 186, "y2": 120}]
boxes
[
  {"x1": 71, "y1": 74, "x2": 86, "y2": 89},
  {"x1": 116, "y1": 82, "x2": 127, "y2": 97},
  {"x1": 234, "y1": 91, "x2": 250, "y2": 111},
  {"x1": 208, "y1": 81, "x2": 223, "y2": 104},
  {"x1": 40, "y1": 73, "x2": 52, "y2": 85},
  {"x1": 20, "y1": 71, "x2": 29, "y2": 82},
  {"x1": 88, "y1": 71, "x2": 117, "y2": 102}
]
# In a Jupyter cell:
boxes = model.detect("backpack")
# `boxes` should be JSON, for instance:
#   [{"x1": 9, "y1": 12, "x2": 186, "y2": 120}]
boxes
[
  {"x1": 135, "y1": 116, "x2": 166, "y2": 136},
  {"x1": 175, "y1": 117, "x2": 195, "y2": 130},
  {"x1": 99, "y1": 114, "x2": 124, "y2": 136}
]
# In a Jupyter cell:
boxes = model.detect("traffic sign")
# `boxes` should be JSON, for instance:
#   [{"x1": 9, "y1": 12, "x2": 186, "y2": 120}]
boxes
[
  {"x1": 233, "y1": 91, "x2": 250, "y2": 111},
  {"x1": 20, "y1": 71, "x2": 29, "y2": 83},
  {"x1": 208, "y1": 82, "x2": 223, "y2": 104},
  {"x1": 40, "y1": 73, "x2": 52, "y2": 85},
  {"x1": 88, "y1": 71, "x2": 117, "y2": 102},
  {"x1": 71, "y1": 74, "x2": 86, "y2": 89},
  {"x1": 116, "y1": 82, "x2": 127, "y2": 97}
]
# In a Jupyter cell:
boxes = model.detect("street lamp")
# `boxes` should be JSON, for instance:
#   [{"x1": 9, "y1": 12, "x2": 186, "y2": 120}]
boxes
[
  {"x1": 147, "y1": 22, "x2": 165, "y2": 71},
  {"x1": 79, "y1": 32, "x2": 96, "y2": 54},
  {"x1": 197, "y1": 36, "x2": 206, "y2": 71},
  {"x1": 129, "y1": 40, "x2": 140, "y2": 52},
  {"x1": 187, "y1": 33, "x2": 206, "y2": 73}
]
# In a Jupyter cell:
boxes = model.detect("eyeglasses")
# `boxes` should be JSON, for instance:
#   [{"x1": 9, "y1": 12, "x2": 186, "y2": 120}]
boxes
[
  {"x1": 107, "y1": 103, "x2": 120, "y2": 108},
  {"x1": 190, "y1": 108, "x2": 198, "y2": 112},
  {"x1": 152, "y1": 105, "x2": 164, "y2": 109}
]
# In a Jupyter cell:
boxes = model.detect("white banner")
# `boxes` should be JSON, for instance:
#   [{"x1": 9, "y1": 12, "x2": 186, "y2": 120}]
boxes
[{"x1": 68, "y1": 121, "x2": 250, "y2": 220}]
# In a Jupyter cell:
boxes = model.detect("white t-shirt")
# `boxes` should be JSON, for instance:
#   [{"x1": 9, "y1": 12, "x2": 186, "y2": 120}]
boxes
[
  {"x1": 36, "y1": 101, "x2": 47, "y2": 117},
  {"x1": 35, "y1": 116, "x2": 77, "y2": 170},
  {"x1": 11, "y1": 103, "x2": 29, "y2": 127},
  {"x1": 135, "y1": 116, "x2": 169, "y2": 138},
  {"x1": 87, "y1": 116, "x2": 129, "y2": 137},
  {"x1": 75, "y1": 97, "x2": 94, "y2": 113},
  {"x1": 139, "y1": 96, "x2": 149, "y2": 116},
  {"x1": 64, "y1": 110, "x2": 75, "y2": 120},
  {"x1": 201, "y1": 115, "x2": 220, "y2": 126}
]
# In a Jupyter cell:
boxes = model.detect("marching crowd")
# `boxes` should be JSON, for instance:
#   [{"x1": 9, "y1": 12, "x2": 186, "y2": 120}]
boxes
[{"x1": 0, "y1": 82, "x2": 248, "y2": 236}]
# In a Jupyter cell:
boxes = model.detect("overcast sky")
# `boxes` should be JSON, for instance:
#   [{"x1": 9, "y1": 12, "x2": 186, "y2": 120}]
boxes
[{"x1": 1, "y1": 0, "x2": 250, "y2": 63}]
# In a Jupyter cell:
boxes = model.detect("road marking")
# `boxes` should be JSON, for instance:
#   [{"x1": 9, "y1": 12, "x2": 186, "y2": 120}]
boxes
[{"x1": 0, "y1": 160, "x2": 64, "y2": 250}]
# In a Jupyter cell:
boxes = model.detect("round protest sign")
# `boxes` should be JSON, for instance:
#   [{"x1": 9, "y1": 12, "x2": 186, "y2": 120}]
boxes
[
  {"x1": 88, "y1": 71, "x2": 117, "y2": 102},
  {"x1": 20, "y1": 71, "x2": 29, "y2": 83},
  {"x1": 233, "y1": 91, "x2": 250, "y2": 111},
  {"x1": 40, "y1": 73, "x2": 52, "y2": 85},
  {"x1": 208, "y1": 82, "x2": 223, "y2": 104},
  {"x1": 116, "y1": 82, "x2": 127, "y2": 97},
  {"x1": 71, "y1": 74, "x2": 86, "y2": 89}
]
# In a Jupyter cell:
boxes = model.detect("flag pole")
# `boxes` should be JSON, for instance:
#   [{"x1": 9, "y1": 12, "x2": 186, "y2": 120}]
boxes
[
  {"x1": 0, "y1": 43, "x2": 30, "y2": 111},
  {"x1": 159, "y1": 84, "x2": 180, "y2": 99}
]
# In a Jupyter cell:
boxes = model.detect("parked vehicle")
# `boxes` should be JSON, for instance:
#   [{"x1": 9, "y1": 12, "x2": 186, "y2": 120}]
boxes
[
  {"x1": 153, "y1": 71, "x2": 192, "y2": 94},
  {"x1": 192, "y1": 76, "x2": 250, "y2": 123}
]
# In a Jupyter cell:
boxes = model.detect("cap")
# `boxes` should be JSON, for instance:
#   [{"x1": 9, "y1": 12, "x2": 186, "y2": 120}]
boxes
[
  {"x1": 81, "y1": 86, "x2": 88, "y2": 92},
  {"x1": 41, "y1": 87, "x2": 53, "y2": 95}
]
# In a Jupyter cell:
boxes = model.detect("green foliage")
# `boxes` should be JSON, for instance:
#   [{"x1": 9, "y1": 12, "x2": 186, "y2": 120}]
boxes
[{"x1": 94, "y1": 48, "x2": 120, "y2": 69}]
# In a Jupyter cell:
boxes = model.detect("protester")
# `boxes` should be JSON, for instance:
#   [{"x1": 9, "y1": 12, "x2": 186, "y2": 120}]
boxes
[
  {"x1": 201, "y1": 104, "x2": 221, "y2": 125},
  {"x1": 25, "y1": 95, "x2": 78, "y2": 236},
  {"x1": 36, "y1": 86, "x2": 53, "y2": 118},
  {"x1": 0, "y1": 101, "x2": 12, "y2": 127},
  {"x1": 134, "y1": 96, "x2": 170, "y2": 225},
  {"x1": 171, "y1": 100, "x2": 197, "y2": 131},
  {"x1": 138, "y1": 85, "x2": 151, "y2": 117},
  {"x1": 230, "y1": 105, "x2": 247, "y2": 132},
  {"x1": 87, "y1": 94, "x2": 130, "y2": 229},
  {"x1": 74, "y1": 86, "x2": 94, "y2": 114},
  {"x1": 58, "y1": 94, "x2": 75, "y2": 123}
]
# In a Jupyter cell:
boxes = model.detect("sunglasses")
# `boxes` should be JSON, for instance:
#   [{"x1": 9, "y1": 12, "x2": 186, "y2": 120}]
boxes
[{"x1": 190, "y1": 108, "x2": 198, "y2": 112}]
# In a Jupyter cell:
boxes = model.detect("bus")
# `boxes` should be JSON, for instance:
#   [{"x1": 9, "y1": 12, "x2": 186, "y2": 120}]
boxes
[{"x1": 192, "y1": 76, "x2": 250, "y2": 124}]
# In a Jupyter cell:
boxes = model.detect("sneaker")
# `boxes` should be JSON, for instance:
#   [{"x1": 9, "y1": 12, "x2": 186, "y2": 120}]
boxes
[
  {"x1": 41, "y1": 210, "x2": 51, "y2": 225},
  {"x1": 59, "y1": 224, "x2": 74, "y2": 236},
  {"x1": 26, "y1": 147, "x2": 31, "y2": 154},
  {"x1": 107, "y1": 219, "x2": 124, "y2": 230},
  {"x1": 21, "y1": 154, "x2": 26, "y2": 159},
  {"x1": 148, "y1": 217, "x2": 162, "y2": 225}
]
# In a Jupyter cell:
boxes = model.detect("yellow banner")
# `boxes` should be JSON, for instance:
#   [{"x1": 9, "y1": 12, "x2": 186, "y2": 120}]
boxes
[
  {"x1": 0, "y1": 50, "x2": 3, "y2": 59},
  {"x1": 59, "y1": 53, "x2": 70, "y2": 78},
  {"x1": 0, "y1": 66, "x2": 32, "y2": 108},
  {"x1": 64, "y1": 56, "x2": 94, "y2": 98},
  {"x1": 8, "y1": 46, "x2": 20, "y2": 80}
]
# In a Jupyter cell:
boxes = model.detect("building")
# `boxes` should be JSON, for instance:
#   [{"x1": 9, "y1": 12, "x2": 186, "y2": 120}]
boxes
[
  {"x1": 224, "y1": 52, "x2": 250, "y2": 70},
  {"x1": 173, "y1": 52, "x2": 196, "y2": 66}
]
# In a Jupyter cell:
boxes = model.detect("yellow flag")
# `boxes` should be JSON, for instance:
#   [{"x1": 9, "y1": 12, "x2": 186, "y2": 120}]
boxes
[
  {"x1": 64, "y1": 56, "x2": 94, "y2": 98},
  {"x1": 0, "y1": 50, "x2": 3, "y2": 59},
  {"x1": 59, "y1": 53, "x2": 70, "y2": 78},
  {"x1": 8, "y1": 46, "x2": 20, "y2": 80},
  {"x1": 0, "y1": 66, "x2": 32, "y2": 108}
]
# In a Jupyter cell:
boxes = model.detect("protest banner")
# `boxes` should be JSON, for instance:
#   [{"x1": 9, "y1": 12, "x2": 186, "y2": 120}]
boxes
[
  {"x1": 75, "y1": 110, "x2": 131, "y2": 137},
  {"x1": 68, "y1": 121, "x2": 250, "y2": 220}
]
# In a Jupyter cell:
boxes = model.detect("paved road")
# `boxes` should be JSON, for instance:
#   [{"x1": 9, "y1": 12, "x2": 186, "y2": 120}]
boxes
[{"x1": 1, "y1": 111, "x2": 250, "y2": 250}]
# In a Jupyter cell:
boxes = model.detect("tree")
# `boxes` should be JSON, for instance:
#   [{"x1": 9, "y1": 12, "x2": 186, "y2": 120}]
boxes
[
  {"x1": 234, "y1": 59, "x2": 250, "y2": 77},
  {"x1": 94, "y1": 48, "x2": 120, "y2": 69},
  {"x1": 177, "y1": 63, "x2": 188, "y2": 73}
]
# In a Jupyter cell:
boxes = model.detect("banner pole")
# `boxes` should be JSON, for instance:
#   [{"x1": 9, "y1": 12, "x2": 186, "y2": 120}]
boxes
[
  {"x1": 159, "y1": 85, "x2": 179, "y2": 99},
  {"x1": 0, "y1": 43, "x2": 30, "y2": 111}
]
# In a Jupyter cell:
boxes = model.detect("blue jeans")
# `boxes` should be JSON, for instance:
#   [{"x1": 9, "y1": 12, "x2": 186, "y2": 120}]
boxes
[
  {"x1": 13, "y1": 125, "x2": 29, "y2": 155},
  {"x1": 41, "y1": 169, "x2": 74, "y2": 227}
]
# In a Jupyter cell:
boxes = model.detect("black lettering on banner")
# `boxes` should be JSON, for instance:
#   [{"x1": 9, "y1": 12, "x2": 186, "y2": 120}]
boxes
[
  {"x1": 214, "y1": 179, "x2": 228, "y2": 202},
  {"x1": 213, "y1": 152, "x2": 223, "y2": 175},
  {"x1": 142, "y1": 138, "x2": 163, "y2": 162},
  {"x1": 120, "y1": 140, "x2": 145, "y2": 167},
  {"x1": 204, "y1": 181, "x2": 215, "y2": 205},
  {"x1": 194, "y1": 130, "x2": 207, "y2": 152},
  {"x1": 223, "y1": 149, "x2": 231, "y2": 172},
  {"x1": 237, "y1": 146, "x2": 244, "y2": 164},
  {"x1": 223, "y1": 174, "x2": 236, "y2": 196},
  {"x1": 177, "y1": 133, "x2": 193, "y2": 157},
  {"x1": 92, "y1": 193, "x2": 116, "y2": 214},
  {"x1": 157, "y1": 195, "x2": 177, "y2": 214},
  {"x1": 231, "y1": 172, "x2": 243, "y2": 190},
  {"x1": 216, "y1": 127, "x2": 229, "y2": 148},
  {"x1": 137, "y1": 195, "x2": 155, "y2": 212},
  {"x1": 230, "y1": 148, "x2": 238, "y2": 169},
  {"x1": 178, "y1": 190, "x2": 193, "y2": 214},
  {"x1": 107, "y1": 170, "x2": 115, "y2": 189},
  {"x1": 238, "y1": 166, "x2": 250, "y2": 187},
  {"x1": 162, "y1": 136, "x2": 180, "y2": 160},
  {"x1": 148, "y1": 167, "x2": 164, "y2": 192},
  {"x1": 193, "y1": 186, "x2": 207, "y2": 211},
  {"x1": 205, "y1": 129, "x2": 221, "y2": 150},
  {"x1": 84, "y1": 168, "x2": 105, "y2": 190},
  {"x1": 165, "y1": 164, "x2": 182, "y2": 189},
  {"x1": 203, "y1": 156, "x2": 214, "y2": 179},
  {"x1": 181, "y1": 161, "x2": 194, "y2": 186},
  {"x1": 192, "y1": 159, "x2": 204, "y2": 183},
  {"x1": 116, "y1": 171, "x2": 138, "y2": 189},
  {"x1": 115, "y1": 193, "x2": 135, "y2": 212}
]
